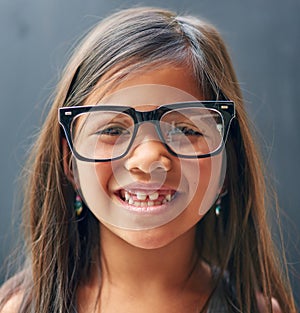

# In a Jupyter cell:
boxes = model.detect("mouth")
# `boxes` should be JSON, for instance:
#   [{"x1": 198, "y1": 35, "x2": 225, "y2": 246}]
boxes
[{"x1": 114, "y1": 188, "x2": 177, "y2": 214}]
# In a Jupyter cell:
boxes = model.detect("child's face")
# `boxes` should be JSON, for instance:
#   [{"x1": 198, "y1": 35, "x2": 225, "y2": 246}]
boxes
[{"x1": 71, "y1": 65, "x2": 225, "y2": 249}]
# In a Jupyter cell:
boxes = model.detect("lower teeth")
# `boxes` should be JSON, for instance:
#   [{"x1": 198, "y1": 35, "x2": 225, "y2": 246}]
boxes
[
  {"x1": 125, "y1": 198, "x2": 173, "y2": 207},
  {"x1": 128, "y1": 200, "x2": 161, "y2": 206}
]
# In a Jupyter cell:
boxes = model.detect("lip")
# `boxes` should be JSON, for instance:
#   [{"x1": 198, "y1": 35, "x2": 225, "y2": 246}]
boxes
[{"x1": 119, "y1": 182, "x2": 178, "y2": 192}]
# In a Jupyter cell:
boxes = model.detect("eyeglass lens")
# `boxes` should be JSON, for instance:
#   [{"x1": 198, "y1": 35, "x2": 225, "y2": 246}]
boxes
[{"x1": 71, "y1": 107, "x2": 224, "y2": 160}]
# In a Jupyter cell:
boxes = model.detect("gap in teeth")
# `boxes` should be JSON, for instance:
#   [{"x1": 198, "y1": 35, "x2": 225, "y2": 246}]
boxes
[{"x1": 123, "y1": 190, "x2": 174, "y2": 206}]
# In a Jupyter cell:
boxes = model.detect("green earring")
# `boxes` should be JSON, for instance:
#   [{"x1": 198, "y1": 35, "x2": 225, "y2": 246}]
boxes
[
  {"x1": 215, "y1": 198, "x2": 221, "y2": 216},
  {"x1": 74, "y1": 194, "x2": 83, "y2": 216}
]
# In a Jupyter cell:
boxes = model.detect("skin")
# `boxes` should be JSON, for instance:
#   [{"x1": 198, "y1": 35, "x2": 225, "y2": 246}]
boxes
[
  {"x1": 63, "y1": 67, "x2": 222, "y2": 312},
  {"x1": 63, "y1": 65, "x2": 223, "y2": 313},
  {"x1": 0, "y1": 66, "x2": 282, "y2": 313},
  {"x1": 61, "y1": 66, "x2": 282, "y2": 313},
  {"x1": 71, "y1": 66, "x2": 224, "y2": 248}
]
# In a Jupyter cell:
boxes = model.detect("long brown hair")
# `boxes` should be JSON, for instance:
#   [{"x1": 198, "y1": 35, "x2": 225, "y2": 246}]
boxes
[{"x1": 0, "y1": 7, "x2": 297, "y2": 313}]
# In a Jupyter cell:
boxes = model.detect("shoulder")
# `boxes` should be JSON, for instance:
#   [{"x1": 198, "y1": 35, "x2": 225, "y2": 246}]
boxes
[
  {"x1": 0, "y1": 272, "x2": 26, "y2": 313},
  {"x1": 256, "y1": 293, "x2": 282, "y2": 313},
  {"x1": 0, "y1": 293, "x2": 23, "y2": 313}
]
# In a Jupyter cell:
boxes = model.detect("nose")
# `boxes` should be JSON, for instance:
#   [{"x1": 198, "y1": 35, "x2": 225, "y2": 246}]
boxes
[{"x1": 124, "y1": 139, "x2": 172, "y2": 174}]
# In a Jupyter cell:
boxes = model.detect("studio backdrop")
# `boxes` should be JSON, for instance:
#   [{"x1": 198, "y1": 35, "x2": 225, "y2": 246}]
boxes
[{"x1": 0, "y1": 0, "x2": 299, "y2": 304}]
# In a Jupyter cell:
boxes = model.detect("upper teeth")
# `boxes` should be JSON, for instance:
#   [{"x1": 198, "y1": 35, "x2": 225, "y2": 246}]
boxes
[
  {"x1": 136, "y1": 192, "x2": 147, "y2": 200},
  {"x1": 123, "y1": 190, "x2": 173, "y2": 206},
  {"x1": 165, "y1": 194, "x2": 171, "y2": 201},
  {"x1": 148, "y1": 192, "x2": 159, "y2": 200}
]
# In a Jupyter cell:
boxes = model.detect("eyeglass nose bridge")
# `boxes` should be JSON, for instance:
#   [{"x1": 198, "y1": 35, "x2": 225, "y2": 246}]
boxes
[
  {"x1": 134, "y1": 109, "x2": 157, "y2": 123},
  {"x1": 130, "y1": 109, "x2": 191, "y2": 162},
  {"x1": 130, "y1": 111, "x2": 162, "y2": 144},
  {"x1": 131, "y1": 108, "x2": 165, "y2": 139}
]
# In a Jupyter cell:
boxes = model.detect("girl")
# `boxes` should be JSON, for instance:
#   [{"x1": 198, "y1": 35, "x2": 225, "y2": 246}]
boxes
[{"x1": 0, "y1": 7, "x2": 297, "y2": 313}]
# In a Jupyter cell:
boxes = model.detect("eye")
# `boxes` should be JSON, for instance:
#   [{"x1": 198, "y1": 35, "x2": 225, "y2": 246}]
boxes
[
  {"x1": 96, "y1": 125, "x2": 130, "y2": 136},
  {"x1": 93, "y1": 124, "x2": 131, "y2": 146},
  {"x1": 166, "y1": 124, "x2": 204, "y2": 138},
  {"x1": 172, "y1": 126, "x2": 203, "y2": 136}
]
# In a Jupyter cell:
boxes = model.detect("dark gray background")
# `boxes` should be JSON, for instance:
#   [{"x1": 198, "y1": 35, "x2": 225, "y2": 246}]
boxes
[{"x1": 0, "y1": 0, "x2": 299, "y2": 304}]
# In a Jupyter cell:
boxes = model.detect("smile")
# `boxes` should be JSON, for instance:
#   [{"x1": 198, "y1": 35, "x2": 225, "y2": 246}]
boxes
[
  {"x1": 115, "y1": 188, "x2": 177, "y2": 213},
  {"x1": 120, "y1": 189, "x2": 175, "y2": 207}
]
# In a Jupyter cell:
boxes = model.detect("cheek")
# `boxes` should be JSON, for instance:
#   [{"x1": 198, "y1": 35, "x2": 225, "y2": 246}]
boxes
[
  {"x1": 74, "y1": 161, "x2": 114, "y2": 211},
  {"x1": 79, "y1": 162, "x2": 113, "y2": 190},
  {"x1": 183, "y1": 153, "x2": 224, "y2": 216},
  {"x1": 94, "y1": 163, "x2": 114, "y2": 191}
]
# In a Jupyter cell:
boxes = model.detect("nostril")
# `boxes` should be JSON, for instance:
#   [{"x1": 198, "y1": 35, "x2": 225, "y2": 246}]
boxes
[{"x1": 124, "y1": 156, "x2": 172, "y2": 174}]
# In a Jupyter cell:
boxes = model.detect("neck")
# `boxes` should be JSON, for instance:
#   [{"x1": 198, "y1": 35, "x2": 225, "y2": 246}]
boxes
[
  {"x1": 98, "y1": 225, "x2": 204, "y2": 292},
  {"x1": 78, "y1": 225, "x2": 213, "y2": 313}
]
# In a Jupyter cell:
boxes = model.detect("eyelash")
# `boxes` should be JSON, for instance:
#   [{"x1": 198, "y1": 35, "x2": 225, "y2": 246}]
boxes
[
  {"x1": 166, "y1": 125, "x2": 204, "y2": 137},
  {"x1": 95, "y1": 126, "x2": 130, "y2": 136}
]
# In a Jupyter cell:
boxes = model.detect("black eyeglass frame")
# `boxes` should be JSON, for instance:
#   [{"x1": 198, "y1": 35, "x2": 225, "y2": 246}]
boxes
[{"x1": 59, "y1": 101, "x2": 235, "y2": 162}]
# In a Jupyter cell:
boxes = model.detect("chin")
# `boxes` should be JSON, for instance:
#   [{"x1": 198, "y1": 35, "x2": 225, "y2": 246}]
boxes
[
  {"x1": 123, "y1": 229, "x2": 178, "y2": 250},
  {"x1": 100, "y1": 206, "x2": 202, "y2": 251},
  {"x1": 107, "y1": 219, "x2": 196, "y2": 251}
]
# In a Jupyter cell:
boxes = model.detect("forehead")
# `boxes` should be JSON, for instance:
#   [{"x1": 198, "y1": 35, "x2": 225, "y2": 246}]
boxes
[{"x1": 84, "y1": 65, "x2": 204, "y2": 109}]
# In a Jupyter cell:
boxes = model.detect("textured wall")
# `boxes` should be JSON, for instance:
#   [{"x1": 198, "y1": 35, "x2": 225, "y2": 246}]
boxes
[{"x1": 0, "y1": 0, "x2": 299, "y2": 303}]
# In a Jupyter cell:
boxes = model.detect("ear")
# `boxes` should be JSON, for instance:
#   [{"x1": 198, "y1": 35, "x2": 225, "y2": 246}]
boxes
[{"x1": 61, "y1": 138, "x2": 78, "y2": 189}]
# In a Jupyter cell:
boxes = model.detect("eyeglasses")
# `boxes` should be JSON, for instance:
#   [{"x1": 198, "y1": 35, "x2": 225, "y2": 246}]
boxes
[{"x1": 59, "y1": 101, "x2": 235, "y2": 162}]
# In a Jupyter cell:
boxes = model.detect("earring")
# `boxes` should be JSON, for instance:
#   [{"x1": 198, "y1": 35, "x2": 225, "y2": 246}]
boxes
[
  {"x1": 215, "y1": 197, "x2": 221, "y2": 216},
  {"x1": 215, "y1": 188, "x2": 228, "y2": 217},
  {"x1": 74, "y1": 194, "x2": 83, "y2": 216}
]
